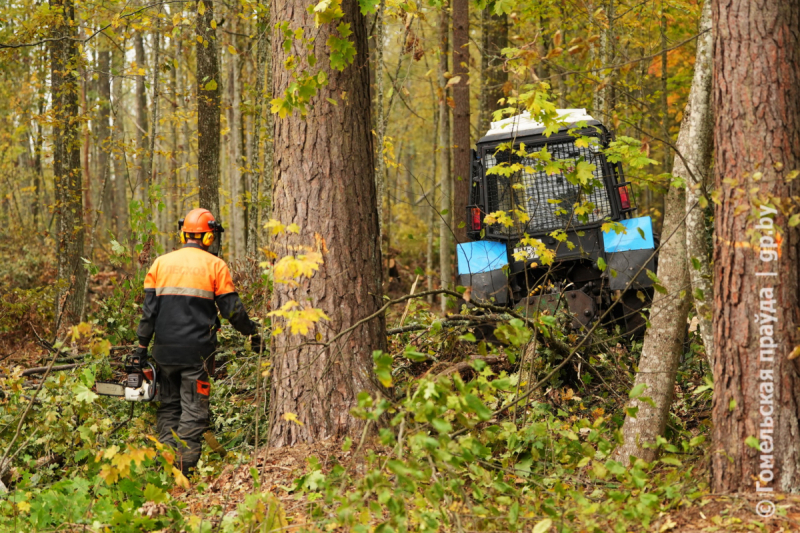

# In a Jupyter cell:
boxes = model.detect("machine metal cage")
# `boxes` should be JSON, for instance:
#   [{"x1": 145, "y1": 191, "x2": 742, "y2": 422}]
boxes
[{"x1": 482, "y1": 135, "x2": 617, "y2": 238}]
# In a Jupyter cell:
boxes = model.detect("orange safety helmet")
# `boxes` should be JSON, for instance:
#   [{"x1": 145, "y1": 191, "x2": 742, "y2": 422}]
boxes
[{"x1": 178, "y1": 208, "x2": 224, "y2": 248}]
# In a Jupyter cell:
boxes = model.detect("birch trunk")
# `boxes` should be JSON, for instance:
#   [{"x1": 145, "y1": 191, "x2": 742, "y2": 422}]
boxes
[
  {"x1": 682, "y1": 0, "x2": 714, "y2": 365},
  {"x1": 614, "y1": 1, "x2": 712, "y2": 464}
]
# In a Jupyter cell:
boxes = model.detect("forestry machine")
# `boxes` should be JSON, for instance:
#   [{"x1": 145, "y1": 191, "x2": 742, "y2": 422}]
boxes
[{"x1": 458, "y1": 109, "x2": 657, "y2": 337}]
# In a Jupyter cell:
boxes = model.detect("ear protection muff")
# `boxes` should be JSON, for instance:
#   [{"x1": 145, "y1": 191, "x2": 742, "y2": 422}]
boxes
[
  {"x1": 178, "y1": 219, "x2": 186, "y2": 244},
  {"x1": 201, "y1": 232, "x2": 215, "y2": 247}
]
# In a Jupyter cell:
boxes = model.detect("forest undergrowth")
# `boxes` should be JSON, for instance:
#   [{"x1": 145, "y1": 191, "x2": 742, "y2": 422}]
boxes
[{"x1": 1, "y1": 238, "x2": 798, "y2": 533}]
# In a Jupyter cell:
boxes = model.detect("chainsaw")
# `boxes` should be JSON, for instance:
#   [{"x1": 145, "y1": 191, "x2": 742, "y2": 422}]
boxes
[{"x1": 95, "y1": 354, "x2": 157, "y2": 402}]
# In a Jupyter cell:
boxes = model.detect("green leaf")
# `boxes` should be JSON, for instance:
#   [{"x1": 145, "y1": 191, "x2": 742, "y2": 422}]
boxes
[
  {"x1": 203, "y1": 79, "x2": 217, "y2": 91},
  {"x1": 508, "y1": 501, "x2": 520, "y2": 525},
  {"x1": 403, "y1": 347, "x2": 428, "y2": 362},
  {"x1": 629, "y1": 383, "x2": 646, "y2": 399},
  {"x1": 73, "y1": 384, "x2": 98, "y2": 404},
  {"x1": 143, "y1": 484, "x2": 167, "y2": 503},
  {"x1": 660, "y1": 457, "x2": 682, "y2": 467},
  {"x1": 532, "y1": 518, "x2": 553, "y2": 533},
  {"x1": 790, "y1": 213, "x2": 800, "y2": 227},
  {"x1": 357, "y1": 0, "x2": 379, "y2": 14},
  {"x1": 745, "y1": 436, "x2": 760, "y2": 450},
  {"x1": 597, "y1": 257, "x2": 607, "y2": 271},
  {"x1": 464, "y1": 394, "x2": 492, "y2": 421}
]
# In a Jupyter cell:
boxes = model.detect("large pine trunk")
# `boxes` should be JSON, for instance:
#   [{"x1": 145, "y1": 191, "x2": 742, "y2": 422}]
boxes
[
  {"x1": 267, "y1": 0, "x2": 385, "y2": 447},
  {"x1": 711, "y1": 0, "x2": 800, "y2": 492},
  {"x1": 196, "y1": 0, "x2": 221, "y2": 215},
  {"x1": 50, "y1": 0, "x2": 86, "y2": 322},
  {"x1": 614, "y1": 0, "x2": 712, "y2": 464},
  {"x1": 451, "y1": 0, "x2": 470, "y2": 245}
]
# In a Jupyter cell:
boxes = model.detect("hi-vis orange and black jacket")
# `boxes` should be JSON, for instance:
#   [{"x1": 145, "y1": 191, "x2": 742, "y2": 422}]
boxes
[{"x1": 136, "y1": 243, "x2": 257, "y2": 366}]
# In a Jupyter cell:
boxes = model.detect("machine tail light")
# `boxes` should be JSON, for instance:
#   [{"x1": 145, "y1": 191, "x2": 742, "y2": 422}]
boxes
[
  {"x1": 470, "y1": 207, "x2": 482, "y2": 231},
  {"x1": 619, "y1": 185, "x2": 631, "y2": 210}
]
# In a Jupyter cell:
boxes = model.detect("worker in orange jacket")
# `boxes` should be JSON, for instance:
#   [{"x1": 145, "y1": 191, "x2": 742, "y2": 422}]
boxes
[{"x1": 135, "y1": 208, "x2": 262, "y2": 475}]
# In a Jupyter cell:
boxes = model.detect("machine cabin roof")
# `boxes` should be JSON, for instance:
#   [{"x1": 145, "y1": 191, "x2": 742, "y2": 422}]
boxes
[{"x1": 477, "y1": 109, "x2": 603, "y2": 145}]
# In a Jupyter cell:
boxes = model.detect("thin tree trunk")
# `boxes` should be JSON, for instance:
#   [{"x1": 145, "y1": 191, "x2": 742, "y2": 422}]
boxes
[
  {"x1": 660, "y1": 8, "x2": 671, "y2": 174},
  {"x1": 427, "y1": 85, "x2": 439, "y2": 305},
  {"x1": 614, "y1": 0, "x2": 714, "y2": 465},
  {"x1": 111, "y1": 45, "x2": 129, "y2": 241},
  {"x1": 681, "y1": 0, "x2": 714, "y2": 366},
  {"x1": 268, "y1": 0, "x2": 385, "y2": 446},
  {"x1": 50, "y1": 0, "x2": 86, "y2": 322},
  {"x1": 593, "y1": 0, "x2": 614, "y2": 119},
  {"x1": 134, "y1": 31, "x2": 149, "y2": 200},
  {"x1": 374, "y1": 0, "x2": 386, "y2": 245},
  {"x1": 168, "y1": 35, "x2": 180, "y2": 250},
  {"x1": 711, "y1": 0, "x2": 800, "y2": 493},
  {"x1": 613, "y1": 178, "x2": 690, "y2": 464},
  {"x1": 438, "y1": 4, "x2": 452, "y2": 312},
  {"x1": 478, "y1": 7, "x2": 507, "y2": 134},
  {"x1": 33, "y1": 98, "x2": 44, "y2": 238},
  {"x1": 142, "y1": 14, "x2": 161, "y2": 263},
  {"x1": 451, "y1": 0, "x2": 469, "y2": 245},
  {"x1": 247, "y1": 6, "x2": 270, "y2": 256},
  {"x1": 197, "y1": 0, "x2": 221, "y2": 215},
  {"x1": 97, "y1": 47, "x2": 112, "y2": 234},
  {"x1": 227, "y1": 46, "x2": 243, "y2": 261}
]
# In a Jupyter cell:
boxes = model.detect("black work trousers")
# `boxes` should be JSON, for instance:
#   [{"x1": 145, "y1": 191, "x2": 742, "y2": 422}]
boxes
[{"x1": 156, "y1": 362, "x2": 212, "y2": 468}]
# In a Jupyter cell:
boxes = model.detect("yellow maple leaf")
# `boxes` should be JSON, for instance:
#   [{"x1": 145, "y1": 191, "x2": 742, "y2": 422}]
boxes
[
  {"x1": 103, "y1": 445, "x2": 120, "y2": 460},
  {"x1": 17, "y1": 501, "x2": 30, "y2": 513},
  {"x1": 172, "y1": 467, "x2": 190, "y2": 488},
  {"x1": 282, "y1": 412, "x2": 304, "y2": 426},
  {"x1": 264, "y1": 219, "x2": 286, "y2": 235},
  {"x1": 128, "y1": 447, "x2": 154, "y2": 467},
  {"x1": 99, "y1": 464, "x2": 119, "y2": 485}
]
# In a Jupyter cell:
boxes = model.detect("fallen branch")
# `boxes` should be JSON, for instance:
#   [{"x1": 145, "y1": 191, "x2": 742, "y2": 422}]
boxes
[{"x1": 430, "y1": 356, "x2": 503, "y2": 379}]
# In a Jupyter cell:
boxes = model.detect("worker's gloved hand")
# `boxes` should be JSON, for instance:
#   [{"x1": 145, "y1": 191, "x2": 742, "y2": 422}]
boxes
[
  {"x1": 249, "y1": 334, "x2": 265, "y2": 354},
  {"x1": 133, "y1": 346, "x2": 149, "y2": 368}
]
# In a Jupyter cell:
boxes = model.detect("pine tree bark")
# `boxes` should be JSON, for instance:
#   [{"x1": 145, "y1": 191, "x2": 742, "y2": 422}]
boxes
[
  {"x1": 478, "y1": 8, "x2": 507, "y2": 134},
  {"x1": 682, "y1": 0, "x2": 714, "y2": 366},
  {"x1": 711, "y1": 0, "x2": 800, "y2": 493},
  {"x1": 50, "y1": 0, "x2": 86, "y2": 321},
  {"x1": 614, "y1": 0, "x2": 713, "y2": 464},
  {"x1": 197, "y1": 0, "x2": 221, "y2": 216},
  {"x1": 438, "y1": 5, "x2": 453, "y2": 312},
  {"x1": 267, "y1": 0, "x2": 385, "y2": 446},
  {"x1": 451, "y1": 0, "x2": 469, "y2": 244}
]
